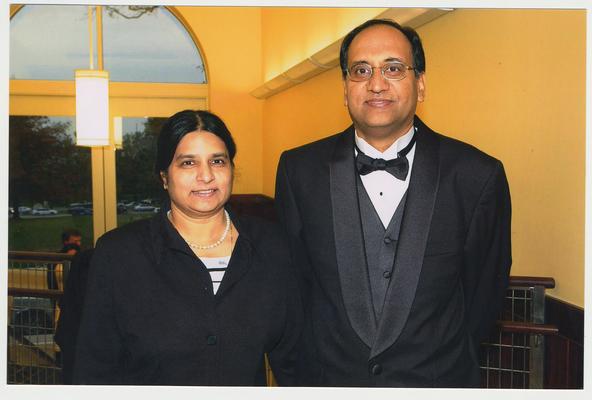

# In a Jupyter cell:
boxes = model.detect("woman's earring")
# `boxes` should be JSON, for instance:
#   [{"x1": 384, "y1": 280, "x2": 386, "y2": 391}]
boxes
[{"x1": 163, "y1": 184, "x2": 168, "y2": 190}]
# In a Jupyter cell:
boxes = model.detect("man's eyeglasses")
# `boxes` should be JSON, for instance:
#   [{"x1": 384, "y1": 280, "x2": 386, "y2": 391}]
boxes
[{"x1": 347, "y1": 61, "x2": 415, "y2": 82}]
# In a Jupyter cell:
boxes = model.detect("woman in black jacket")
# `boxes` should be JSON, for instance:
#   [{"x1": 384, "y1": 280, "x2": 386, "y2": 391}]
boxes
[{"x1": 73, "y1": 110, "x2": 302, "y2": 386}]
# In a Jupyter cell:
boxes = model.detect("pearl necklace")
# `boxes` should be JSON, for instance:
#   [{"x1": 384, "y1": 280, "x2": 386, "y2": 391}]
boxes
[{"x1": 168, "y1": 209, "x2": 231, "y2": 250}]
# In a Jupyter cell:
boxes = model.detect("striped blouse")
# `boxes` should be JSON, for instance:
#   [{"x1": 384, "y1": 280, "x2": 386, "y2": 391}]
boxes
[{"x1": 199, "y1": 255, "x2": 230, "y2": 294}]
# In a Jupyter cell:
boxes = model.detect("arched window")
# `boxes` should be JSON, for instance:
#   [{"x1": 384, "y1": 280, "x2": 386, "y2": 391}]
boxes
[
  {"x1": 10, "y1": 5, "x2": 206, "y2": 83},
  {"x1": 102, "y1": 6, "x2": 206, "y2": 83},
  {"x1": 9, "y1": 5, "x2": 208, "y2": 250}
]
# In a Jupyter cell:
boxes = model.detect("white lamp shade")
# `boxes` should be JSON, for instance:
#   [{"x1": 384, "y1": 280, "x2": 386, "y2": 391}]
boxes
[
  {"x1": 113, "y1": 116, "x2": 123, "y2": 149},
  {"x1": 75, "y1": 69, "x2": 110, "y2": 146}
]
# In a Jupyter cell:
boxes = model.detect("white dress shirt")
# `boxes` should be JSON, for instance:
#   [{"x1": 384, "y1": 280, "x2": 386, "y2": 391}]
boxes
[{"x1": 354, "y1": 126, "x2": 416, "y2": 228}]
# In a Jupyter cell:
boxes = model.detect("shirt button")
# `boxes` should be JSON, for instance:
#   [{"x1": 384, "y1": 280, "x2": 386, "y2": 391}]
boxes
[
  {"x1": 383, "y1": 271, "x2": 392, "y2": 279},
  {"x1": 206, "y1": 335, "x2": 217, "y2": 345},
  {"x1": 384, "y1": 237, "x2": 392, "y2": 244},
  {"x1": 370, "y1": 363, "x2": 382, "y2": 375}
]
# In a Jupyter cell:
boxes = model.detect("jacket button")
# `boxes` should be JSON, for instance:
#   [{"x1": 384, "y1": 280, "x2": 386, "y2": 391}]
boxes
[
  {"x1": 370, "y1": 363, "x2": 382, "y2": 375},
  {"x1": 383, "y1": 270, "x2": 392, "y2": 279},
  {"x1": 206, "y1": 335, "x2": 217, "y2": 345},
  {"x1": 383, "y1": 237, "x2": 392, "y2": 244}
]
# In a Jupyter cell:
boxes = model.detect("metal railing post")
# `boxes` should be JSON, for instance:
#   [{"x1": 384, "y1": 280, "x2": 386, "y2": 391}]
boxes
[{"x1": 529, "y1": 285, "x2": 546, "y2": 388}]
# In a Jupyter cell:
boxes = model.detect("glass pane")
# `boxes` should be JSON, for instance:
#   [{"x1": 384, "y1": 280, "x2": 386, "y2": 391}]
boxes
[
  {"x1": 102, "y1": 6, "x2": 205, "y2": 83},
  {"x1": 10, "y1": 5, "x2": 206, "y2": 83},
  {"x1": 9, "y1": 116, "x2": 93, "y2": 251},
  {"x1": 116, "y1": 117, "x2": 168, "y2": 227},
  {"x1": 10, "y1": 5, "x2": 93, "y2": 80}
]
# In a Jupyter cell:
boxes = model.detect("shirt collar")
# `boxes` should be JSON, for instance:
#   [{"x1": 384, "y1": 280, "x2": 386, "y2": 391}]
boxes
[{"x1": 354, "y1": 125, "x2": 416, "y2": 160}]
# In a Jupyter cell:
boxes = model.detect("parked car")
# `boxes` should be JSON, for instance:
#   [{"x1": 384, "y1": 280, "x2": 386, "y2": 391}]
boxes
[
  {"x1": 31, "y1": 208, "x2": 58, "y2": 216},
  {"x1": 69, "y1": 206, "x2": 92, "y2": 216},
  {"x1": 133, "y1": 204, "x2": 156, "y2": 212},
  {"x1": 68, "y1": 202, "x2": 93, "y2": 215},
  {"x1": 17, "y1": 206, "x2": 32, "y2": 214},
  {"x1": 117, "y1": 203, "x2": 127, "y2": 214}
]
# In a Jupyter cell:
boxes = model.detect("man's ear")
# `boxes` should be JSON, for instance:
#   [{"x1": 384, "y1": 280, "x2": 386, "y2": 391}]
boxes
[
  {"x1": 343, "y1": 78, "x2": 349, "y2": 107},
  {"x1": 416, "y1": 73, "x2": 426, "y2": 103},
  {"x1": 160, "y1": 171, "x2": 168, "y2": 187}
]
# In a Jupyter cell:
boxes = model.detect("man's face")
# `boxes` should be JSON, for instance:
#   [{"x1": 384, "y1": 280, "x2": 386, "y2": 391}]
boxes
[
  {"x1": 343, "y1": 24, "x2": 425, "y2": 142},
  {"x1": 65, "y1": 235, "x2": 82, "y2": 247}
]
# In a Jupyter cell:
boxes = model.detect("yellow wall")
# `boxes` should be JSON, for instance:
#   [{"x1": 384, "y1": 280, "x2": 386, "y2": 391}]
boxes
[
  {"x1": 262, "y1": 67, "x2": 351, "y2": 195},
  {"x1": 174, "y1": 6, "x2": 263, "y2": 194},
  {"x1": 261, "y1": 9, "x2": 586, "y2": 307},
  {"x1": 260, "y1": 6, "x2": 385, "y2": 196},
  {"x1": 262, "y1": 7, "x2": 385, "y2": 81},
  {"x1": 419, "y1": 9, "x2": 586, "y2": 307}
]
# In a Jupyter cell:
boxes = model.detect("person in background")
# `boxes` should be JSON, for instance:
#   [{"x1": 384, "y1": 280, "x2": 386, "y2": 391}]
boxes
[
  {"x1": 73, "y1": 110, "x2": 302, "y2": 385},
  {"x1": 48, "y1": 228, "x2": 82, "y2": 292},
  {"x1": 61, "y1": 228, "x2": 82, "y2": 252},
  {"x1": 51, "y1": 228, "x2": 83, "y2": 380},
  {"x1": 275, "y1": 19, "x2": 512, "y2": 387},
  {"x1": 54, "y1": 248, "x2": 94, "y2": 384}
]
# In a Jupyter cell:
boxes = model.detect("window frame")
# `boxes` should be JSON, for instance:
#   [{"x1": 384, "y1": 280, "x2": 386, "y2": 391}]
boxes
[{"x1": 9, "y1": 5, "x2": 209, "y2": 243}]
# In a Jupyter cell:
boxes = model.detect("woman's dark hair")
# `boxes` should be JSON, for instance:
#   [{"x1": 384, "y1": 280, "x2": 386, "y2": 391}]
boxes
[
  {"x1": 339, "y1": 19, "x2": 425, "y2": 79},
  {"x1": 155, "y1": 110, "x2": 237, "y2": 177}
]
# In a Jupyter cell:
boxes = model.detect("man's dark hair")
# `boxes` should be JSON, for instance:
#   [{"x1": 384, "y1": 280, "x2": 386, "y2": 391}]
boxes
[
  {"x1": 62, "y1": 228, "x2": 81, "y2": 244},
  {"x1": 155, "y1": 109, "x2": 237, "y2": 178},
  {"x1": 339, "y1": 19, "x2": 426, "y2": 79}
]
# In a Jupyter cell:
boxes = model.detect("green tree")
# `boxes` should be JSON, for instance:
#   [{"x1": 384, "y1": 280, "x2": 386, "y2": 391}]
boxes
[
  {"x1": 116, "y1": 117, "x2": 166, "y2": 204},
  {"x1": 9, "y1": 116, "x2": 91, "y2": 214}
]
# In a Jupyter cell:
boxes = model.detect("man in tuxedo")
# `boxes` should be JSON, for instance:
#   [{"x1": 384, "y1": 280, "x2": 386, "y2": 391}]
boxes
[{"x1": 275, "y1": 19, "x2": 512, "y2": 387}]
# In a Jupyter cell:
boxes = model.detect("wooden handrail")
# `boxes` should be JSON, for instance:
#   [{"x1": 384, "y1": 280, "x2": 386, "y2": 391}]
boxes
[
  {"x1": 497, "y1": 320, "x2": 558, "y2": 335},
  {"x1": 509, "y1": 276, "x2": 555, "y2": 289},
  {"x1": 8, "y1": 287, "x2": 62, "y2": 300},
  {"x1": 8, "y1": 251, "x2": 75, "y2": 262}
]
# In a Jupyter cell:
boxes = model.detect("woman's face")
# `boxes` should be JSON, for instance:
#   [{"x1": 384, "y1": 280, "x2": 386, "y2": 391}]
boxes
[{"x1": 161, "y1": 130, "x2": 233, "y2": 218}]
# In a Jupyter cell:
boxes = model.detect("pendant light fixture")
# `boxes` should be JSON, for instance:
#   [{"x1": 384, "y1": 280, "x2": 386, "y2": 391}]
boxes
[{"x1": 75, "y1": 5, "x2": 110, "y2": 147}]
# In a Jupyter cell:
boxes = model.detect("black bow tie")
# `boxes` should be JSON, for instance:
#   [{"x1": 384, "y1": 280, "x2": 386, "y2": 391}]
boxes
[{"x1": 355, "y1": 133, "x2": 417, "y2": 180}]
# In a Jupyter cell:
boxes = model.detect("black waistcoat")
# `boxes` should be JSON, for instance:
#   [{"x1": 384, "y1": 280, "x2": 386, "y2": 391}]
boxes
[{"x1": 357, "y1": 178, "x2": 407, "y2": 321}]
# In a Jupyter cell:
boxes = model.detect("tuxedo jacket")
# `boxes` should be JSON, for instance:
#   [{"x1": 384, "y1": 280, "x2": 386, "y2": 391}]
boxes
[{"x1": 275, "y1": 116, "x2": 512, "y2": 387}]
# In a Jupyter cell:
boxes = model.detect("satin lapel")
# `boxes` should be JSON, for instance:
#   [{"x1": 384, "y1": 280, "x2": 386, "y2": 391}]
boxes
[
  {"x1": 330, "y1": 126, "x2": 377, "y2": 347},
  {"x1": 371, "y1": 118, "x2": 440, "y2": 358}
]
